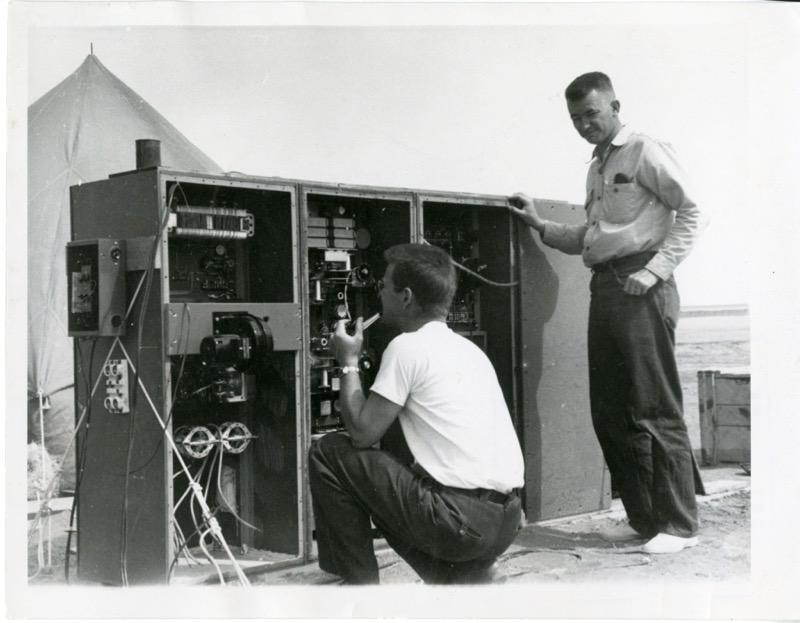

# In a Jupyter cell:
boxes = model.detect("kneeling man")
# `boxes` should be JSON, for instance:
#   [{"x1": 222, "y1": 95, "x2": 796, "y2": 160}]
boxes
[{"x1": 309, "y1": 243, "x2": 524, "y2": 584}]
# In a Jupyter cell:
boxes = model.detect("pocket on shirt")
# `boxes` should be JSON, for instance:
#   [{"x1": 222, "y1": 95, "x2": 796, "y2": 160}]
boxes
[{"x1": 602, "y1": 182, "x2": 643, "y2": 224}]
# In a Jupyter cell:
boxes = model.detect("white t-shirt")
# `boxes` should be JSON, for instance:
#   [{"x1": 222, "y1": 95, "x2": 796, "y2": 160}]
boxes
[{"x1": 369, "y1": 321, "x2": 524, "y2": 493}]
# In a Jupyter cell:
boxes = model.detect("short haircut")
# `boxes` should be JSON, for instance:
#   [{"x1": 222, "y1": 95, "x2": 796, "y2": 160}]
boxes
[
  {"x1": 565, "y1": 72, "x2": 615, "y2": 102},
  {"x1": 384, "y1": 243, "x2": 456, "y2": 317}
]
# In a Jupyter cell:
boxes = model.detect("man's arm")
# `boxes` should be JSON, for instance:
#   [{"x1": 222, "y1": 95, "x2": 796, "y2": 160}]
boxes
[
  {"x1": 332, "y1": 318, "x2": 403, "y2": 448},
  {"x1": 622, "y1": 138, "x2": 703, "y2": 295},
  {"x1": 508, "y1": 192, "x2": 587, "y2": 255},
  {"x1": 637, "y1": 138, "x2": 704, "y2": 280}
]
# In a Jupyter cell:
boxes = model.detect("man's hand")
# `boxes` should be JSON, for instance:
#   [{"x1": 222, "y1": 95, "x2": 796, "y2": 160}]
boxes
[
  {"x1": 333, "y1": 317, "x2": 363, "y2": 366},
  {"x1": 624, "y1": 269, "x2": 660, "y2": 296},
  {"x1": 331, "y1": 316, "x2": 403, "y2": 448},
  {"x1": 508, "y1": 192, "x2": 545, "y2": 232}
]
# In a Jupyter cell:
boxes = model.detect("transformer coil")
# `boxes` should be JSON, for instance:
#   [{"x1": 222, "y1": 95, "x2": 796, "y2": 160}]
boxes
[
  {"x1": 219, "y1": 421, "x2": 255, "y2": 455},
  {"x1": 174, "y1": 425, "x2": 216, "y2": 459}
]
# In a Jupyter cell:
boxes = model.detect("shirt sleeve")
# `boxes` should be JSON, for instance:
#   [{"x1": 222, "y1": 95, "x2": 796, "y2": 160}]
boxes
[
  {"x1": 368, "y1": 336, "x2": 414, "y2": 407},
  {"x1": 636, "y1": 138, "x2": 705, "y2": 279},
  {"x1": 540, "y1": 221, "x2": 588, "y2": 255}
]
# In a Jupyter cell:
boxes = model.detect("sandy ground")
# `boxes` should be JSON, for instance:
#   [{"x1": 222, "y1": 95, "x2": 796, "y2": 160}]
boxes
[
  {"x1": 28, "y1": 467, "x2": 749, "y2": 586},
  {"x1": 239, "y1": 467, "x2": 750, "y2": 585},
  {"x1": 502, "y1": 476, "x2": 750, "y2": 584}
]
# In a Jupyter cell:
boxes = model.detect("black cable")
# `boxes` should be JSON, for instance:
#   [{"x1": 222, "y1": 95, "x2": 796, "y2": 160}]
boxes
[
  {"x1": 64, "y1": 336, "x2": 97, "y2": 583},
  {"x1": 421, "y1": 237, "x2": 519, "y2": 287},
  {"x1": 127, "y1": 302, "x2": 191, "y2": 474},
  {"x1": 127, "y1": 184, "x2": 190, "y2": 475},
  {"x1": 168, "y1": 506, "x2": 220, "y2": 581}
]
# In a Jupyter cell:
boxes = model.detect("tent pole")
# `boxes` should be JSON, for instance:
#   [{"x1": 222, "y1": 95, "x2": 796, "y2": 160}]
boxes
[{"x1": 37, "y1": 389, "x2": 52, "y2": 568}]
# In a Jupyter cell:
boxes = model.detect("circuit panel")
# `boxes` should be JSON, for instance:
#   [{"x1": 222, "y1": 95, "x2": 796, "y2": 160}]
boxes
[{"x1": 305, "y1": 192, "x2": 411, "y2": 434}]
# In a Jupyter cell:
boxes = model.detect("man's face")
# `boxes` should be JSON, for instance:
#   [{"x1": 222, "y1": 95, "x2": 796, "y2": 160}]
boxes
[
  {"x1": 378, "y1": 264, "x2": 405, "y2": 326},
  {"x1": 567, "y1": 89, "x2": 620, "y2": 146}
]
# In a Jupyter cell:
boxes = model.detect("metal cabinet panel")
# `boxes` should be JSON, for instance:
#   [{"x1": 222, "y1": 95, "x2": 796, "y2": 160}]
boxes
[{"x1": 517, "y1": 200, "x2": 611, "y2": 520}]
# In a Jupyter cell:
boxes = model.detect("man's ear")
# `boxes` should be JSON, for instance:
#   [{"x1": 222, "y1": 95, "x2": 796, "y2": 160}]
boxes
[
  {"x1": 401, "y1": 288, "x2": 414, "y2": 308},
  {"x1": 611, "y1": 99, "x2": 621, "y2": 114}
]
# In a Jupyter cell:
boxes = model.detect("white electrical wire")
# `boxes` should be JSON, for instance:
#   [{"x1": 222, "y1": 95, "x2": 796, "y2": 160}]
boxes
[
  {"x1": 198, "y1": 528, "x2": 226, "y2": 585},
  {"x1": 173, "y1": 425, "x2": 259, "y2": 562},
  {"x1": 188, "y1": 484, "x2": 203, "y2": 548},
  {"x1": 28, "y1": 270, "x2": 152, "y2": 576},
  {"x1": 171, "y1": 519, "x2": 200, "y2": 566},
  {"x1": 33, "y1": 269, "x2": 147, "y2": 526},
  {"x1": 174, "y1": 454, "x2": 209, "y2": 500},
  {"x1": 114, "y1": 340, "x2": 251, "y2": 586},
  {"x1": 27, "y1": 336, "x2": 127, "y2": 542},
  {"x1": 203, "y1": 443, "x2": 219, "y2": 503},
  {"x1": 29, "y1": 341, "x2": 249, "y2": 585},
  {"x1": 213, "y1": 441, "x2": 259, "y2": 532},
  {"x1": 343, "y1": 282, "x2": 350, "y2": 320},
  {"x1": 124, "y1": 272, "x2": 148, "y2": 320}
]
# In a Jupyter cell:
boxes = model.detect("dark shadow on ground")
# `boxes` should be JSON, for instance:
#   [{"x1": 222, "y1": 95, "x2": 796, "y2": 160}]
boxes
[{"x1": 514, "y1": 524, "x2": 644, "y2": 550}]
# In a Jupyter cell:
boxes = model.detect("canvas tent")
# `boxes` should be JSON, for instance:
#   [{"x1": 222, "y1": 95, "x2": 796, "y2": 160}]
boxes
[{"x1": 28, "y1": 54, "x2": 222, "y2": 490}]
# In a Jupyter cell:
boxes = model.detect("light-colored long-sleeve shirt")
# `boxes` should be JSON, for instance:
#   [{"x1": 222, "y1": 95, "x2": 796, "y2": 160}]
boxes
[{"x1": 541, "y1": 125, "x2": 702, "y2": 280}]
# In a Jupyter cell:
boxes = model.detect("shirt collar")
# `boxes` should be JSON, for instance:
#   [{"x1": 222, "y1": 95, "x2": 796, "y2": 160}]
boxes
[{"x1": 592, "y1": 124, "x2": 632, "y2": 160}]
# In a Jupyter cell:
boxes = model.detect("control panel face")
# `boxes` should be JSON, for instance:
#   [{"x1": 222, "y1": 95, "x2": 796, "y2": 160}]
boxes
[
  {"x1": 67, "y1": 239, "x2": 126, "y2": 336},
  {"x1": 307, "y1": 202, "x2": 379, "y2": 433},
  {"x1": 424, "y1": 206, "x2": 486, "y2": 345},
  {"x1": 168, "y1": 240, "x2": 244, "y2": 302},
  {"x1": 305, "y1": 193, "x2": 411, "y2": 434}
]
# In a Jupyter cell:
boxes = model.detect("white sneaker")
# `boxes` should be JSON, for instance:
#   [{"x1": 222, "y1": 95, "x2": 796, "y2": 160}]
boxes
[{"x1": 642, "y1": 533, "x2": 699, "y2": 554}]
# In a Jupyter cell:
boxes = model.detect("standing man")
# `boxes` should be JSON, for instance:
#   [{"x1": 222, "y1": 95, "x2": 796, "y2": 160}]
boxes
[
  {"x1": 509, "y1": 72, "x2": 703, "y2": 554},
  {"x1": 308, "y1": 243, "x2": 524, "y2": 583}
]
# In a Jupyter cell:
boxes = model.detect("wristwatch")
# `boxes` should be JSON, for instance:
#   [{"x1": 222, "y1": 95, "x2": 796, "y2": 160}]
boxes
[{"x1": 340, "y1": 365, "x2": 360, "y2": 376}]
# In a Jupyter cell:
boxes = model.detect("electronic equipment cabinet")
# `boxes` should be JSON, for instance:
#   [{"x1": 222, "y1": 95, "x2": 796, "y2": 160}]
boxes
[
  {"x1": 68, "y1": 162, "x2": 608, "y2": 585},
  {"x1": 70, "y1": 168, "x2": 306, "y2": 585}
]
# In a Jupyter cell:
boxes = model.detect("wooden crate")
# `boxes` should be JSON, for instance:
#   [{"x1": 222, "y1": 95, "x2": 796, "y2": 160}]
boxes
[{"x1": 697, "y1": 370, "x2": 751, "y2": 465}]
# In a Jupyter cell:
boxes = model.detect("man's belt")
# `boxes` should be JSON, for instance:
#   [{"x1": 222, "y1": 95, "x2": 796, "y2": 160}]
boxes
[
  {"x1": 451, "y1": 486, "x2": 518, "y2": 505},
  {"x1": 472, "y1": 488, "x2": 517, "y2": 504},
  {"x1": 411, "y1": 462, "x2": 517, "y2": 504},
  {"x1": 591, "y1": 250, "x2": 657, "y2": 274}
]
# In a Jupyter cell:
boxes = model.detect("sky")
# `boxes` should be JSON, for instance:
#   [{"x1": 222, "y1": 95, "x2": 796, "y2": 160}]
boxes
[
  {"x1": 6, "y1": 2, "x2": 800, "y2": 620},
  {"x1": 19, "y1": 5, "x2": 766, "y2": 307}
]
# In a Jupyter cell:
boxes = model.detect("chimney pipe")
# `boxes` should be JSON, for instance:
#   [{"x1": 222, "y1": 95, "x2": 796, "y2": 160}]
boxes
[{"x1": 135, "y1": 139, "x2": 161, "y2": 169}]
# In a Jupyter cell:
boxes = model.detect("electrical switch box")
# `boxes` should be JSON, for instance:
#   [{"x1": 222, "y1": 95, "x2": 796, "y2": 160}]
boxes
[{"x1": 66, "y1": 239, "x2": 127, "y2": 336}]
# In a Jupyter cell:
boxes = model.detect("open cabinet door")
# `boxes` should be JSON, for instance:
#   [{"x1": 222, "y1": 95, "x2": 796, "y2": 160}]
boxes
[{"x1": 517, "y1": 199, "x2": 611, "y2": 521}]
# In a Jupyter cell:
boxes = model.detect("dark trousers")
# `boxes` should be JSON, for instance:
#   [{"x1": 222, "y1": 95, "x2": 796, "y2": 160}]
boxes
[
  {"x1": 308, "y1": 432, "x2": 522, "y2": 584},
  {"x1": 588, "y1": 256, "x2": 698, "y2": 538}
]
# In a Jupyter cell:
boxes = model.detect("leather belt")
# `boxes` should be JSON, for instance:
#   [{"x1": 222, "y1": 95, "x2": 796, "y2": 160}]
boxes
[
  {"x1": 411, "y1": 462, "x2": 516, "y2": 505},
  {"x1": 452, "y1": 486, "x2": 518, "y2": 505},
  {"x1": 591, "y1": 250, "x2": 656, "y2": 274}
]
